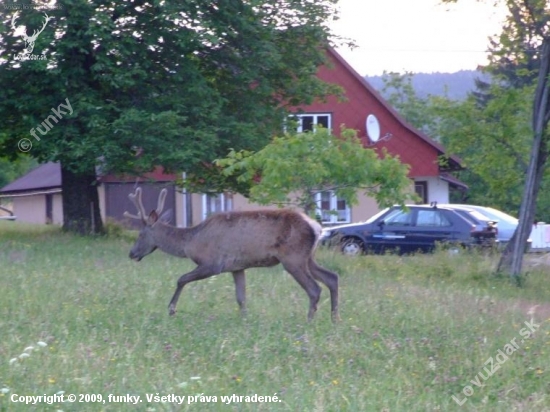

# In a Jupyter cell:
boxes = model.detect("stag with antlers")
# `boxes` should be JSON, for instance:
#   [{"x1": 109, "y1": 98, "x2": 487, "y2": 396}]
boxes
[
  {"x1": 124, "y1": 187, "x2": 340, "y2": 322},
  {"x1": 11, "y1": 12, "x2": 53, "y2": 55}
]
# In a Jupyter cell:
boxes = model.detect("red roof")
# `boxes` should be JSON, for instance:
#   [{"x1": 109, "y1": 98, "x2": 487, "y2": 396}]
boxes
[
  {"x1": 98, "y1": 166, "x2": 177, "y2": 183},
  {"x1": 295, "y1": 48, "x2": 462, "y2": 177}
]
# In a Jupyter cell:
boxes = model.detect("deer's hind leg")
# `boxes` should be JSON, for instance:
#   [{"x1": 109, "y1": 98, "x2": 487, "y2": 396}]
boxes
[
  {"x1": 232, "y1": 270, "x2": 247, "y2": 315},
  {"x1": 308, "y1": 258, "x2": 340, "y2": 322},
  {"x1": 280, "y1": 260, "x2": 322, "y2": 321}
]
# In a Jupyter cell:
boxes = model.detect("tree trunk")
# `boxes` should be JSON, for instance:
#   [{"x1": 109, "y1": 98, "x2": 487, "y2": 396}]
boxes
[
  {"x1": 61, "y1": 163, "x2": 104, "y2": 235},
  {"x1": 497, "y1": 39, "x2": 550, "y2": 281}
]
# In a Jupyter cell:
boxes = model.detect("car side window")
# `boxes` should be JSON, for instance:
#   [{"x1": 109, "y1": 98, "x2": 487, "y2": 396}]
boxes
[
  {"x1": 416, "y1": 210, "x2": 452, "y2": 227},
  {"x1": 384, "y1": 209, "x2": 413, "y2": 226}
]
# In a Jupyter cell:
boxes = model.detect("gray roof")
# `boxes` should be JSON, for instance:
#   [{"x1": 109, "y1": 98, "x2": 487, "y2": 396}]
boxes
[{"x1": 0, "y1": 162, "x2": 61, "y2": 195}]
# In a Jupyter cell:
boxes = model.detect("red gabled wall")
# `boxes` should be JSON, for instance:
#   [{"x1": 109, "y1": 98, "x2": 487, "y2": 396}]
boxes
[
  {"x1": 295, "y1": 49, "x2": 442, "y2": 177},
  {"x1": 100, "y1": 166, "x2": 177, "y2": 183}
]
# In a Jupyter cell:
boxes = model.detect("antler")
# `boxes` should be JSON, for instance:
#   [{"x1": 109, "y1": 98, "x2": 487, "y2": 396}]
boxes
[
  {"x1": 124, "y1": 187, "x2": 147, "y2": 222},
  {"x1": 11, "y1": 14, "x2": 19, "y2": 32},
  {"x1": 25, "y1": 13, "x2": 53, "y2": 43},
  {"x1": 124, "y1": 187, "x2": 168, "y2": 222},
  {"x1": 156, "y1": 189, "x2": 167, "y2": 216}
]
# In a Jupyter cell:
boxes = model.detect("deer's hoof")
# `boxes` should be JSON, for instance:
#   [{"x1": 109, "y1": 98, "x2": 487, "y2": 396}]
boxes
[{"x1": 169, "y1": 307, "x2": 176, "y2": 316}]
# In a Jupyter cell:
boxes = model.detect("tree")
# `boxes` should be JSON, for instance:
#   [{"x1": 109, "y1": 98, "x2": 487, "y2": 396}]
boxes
[
  {"x1": 443, "y1": 0, "x2": 550, "y2": 280},
  {"x1": 375, "y1": 72, "x2": 532, "y2": 213},
  {"x1": 499, "y1": 39, "x2": 550, "y2": 280},
  {"x1": 212, "y1": 127, "x2": 414, "y2": 215},
  {"x1": 379, "y1": 72, "x2": 439, "y2": 137},
  {"x1": 432, "y1": 86, "x2": 539, "y2": 212},
  {"x1": 0, "y1": 0, "x2": 342, "y2": 234},
  {"x1": 0, "y1": 156, "x2": 37, "y2": 191}
]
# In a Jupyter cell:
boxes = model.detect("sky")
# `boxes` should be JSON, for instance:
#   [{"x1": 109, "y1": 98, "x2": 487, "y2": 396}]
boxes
[{"x1": 330, "y1": 0, "x2": 508, "y2": 76}]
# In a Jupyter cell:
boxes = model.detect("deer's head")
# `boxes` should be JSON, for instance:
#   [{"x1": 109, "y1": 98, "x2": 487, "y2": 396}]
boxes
[
  {"x1": 11, "y1": 12, "x2": 53, "y2": 55},
  {"x1": 124, "y1": 187, "x2": 172, "y2": 261}
]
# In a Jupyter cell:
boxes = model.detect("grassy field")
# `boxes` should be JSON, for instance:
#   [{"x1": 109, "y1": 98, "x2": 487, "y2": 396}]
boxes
[{"x1": 1, "y1": 222, "x2": 549, "y2": 411}]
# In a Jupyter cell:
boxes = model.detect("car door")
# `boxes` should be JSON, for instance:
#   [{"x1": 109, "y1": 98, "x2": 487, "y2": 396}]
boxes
[
  {"x1": 370, "y1": 208, "x2": 416, "y2": 252},
  {"x1": 407, "y1": 209, "x2": 455, "y2": 251}
]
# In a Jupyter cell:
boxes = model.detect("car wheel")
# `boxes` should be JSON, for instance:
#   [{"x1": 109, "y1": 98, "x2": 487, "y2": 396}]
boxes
[{"x1": 341, "y1": 238, "x2": 364, "y2": 256}]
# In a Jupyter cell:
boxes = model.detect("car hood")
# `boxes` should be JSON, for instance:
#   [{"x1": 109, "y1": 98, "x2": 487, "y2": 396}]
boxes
[{"x1": 323, "y1": 222, "x2": 369, "y2": 232}]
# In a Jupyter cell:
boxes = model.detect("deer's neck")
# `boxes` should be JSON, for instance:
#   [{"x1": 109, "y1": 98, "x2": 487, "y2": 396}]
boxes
[{"x1": 152, "y1": 223, "x2": 191, "y2": 258}]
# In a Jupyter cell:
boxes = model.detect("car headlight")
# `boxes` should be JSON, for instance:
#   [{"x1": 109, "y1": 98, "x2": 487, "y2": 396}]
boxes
[{"x1": 320, "y1": 229, "x2": 333, "y2": 240}]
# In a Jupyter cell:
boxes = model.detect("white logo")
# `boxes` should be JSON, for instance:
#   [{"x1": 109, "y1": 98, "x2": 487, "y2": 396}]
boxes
[{"x1": 11, "y1": 12, "x2": 53, "y2": 60}]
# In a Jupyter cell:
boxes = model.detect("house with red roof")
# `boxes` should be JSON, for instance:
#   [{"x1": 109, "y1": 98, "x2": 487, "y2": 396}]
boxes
[
  {"x1": 0, "y1": 48, "x2": 464, "y2": 226},
  {"x1": 218, "y1": 48, "x2": 465, "y2": 226}
]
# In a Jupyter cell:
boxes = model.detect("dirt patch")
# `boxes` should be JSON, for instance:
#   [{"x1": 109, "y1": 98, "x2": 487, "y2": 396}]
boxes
[
  {"x1": 524, "y1": 252, "x2": 550, "y2": 269},
  {"x1": 512, "y1": 300, "x2": 550, "y2": 322}
]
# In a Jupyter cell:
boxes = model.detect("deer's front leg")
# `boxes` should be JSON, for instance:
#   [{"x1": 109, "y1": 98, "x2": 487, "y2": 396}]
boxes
[
  {"x1": 168, "y1": 265, "x2": 218, "y2": 316},
  {"x1": 232, "y1": 270, "x2": 246, "y2": 315}
]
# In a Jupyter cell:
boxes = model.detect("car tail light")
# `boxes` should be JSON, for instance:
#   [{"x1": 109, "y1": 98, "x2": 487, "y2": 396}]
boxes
[{"x1": 487, "y1": 221, "x2": 498, "y2": 234}]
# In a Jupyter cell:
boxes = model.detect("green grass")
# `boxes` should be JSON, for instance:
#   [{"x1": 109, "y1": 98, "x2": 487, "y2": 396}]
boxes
[{"x1": 1, "y1": 222, "x2": 549, "y2": 411}]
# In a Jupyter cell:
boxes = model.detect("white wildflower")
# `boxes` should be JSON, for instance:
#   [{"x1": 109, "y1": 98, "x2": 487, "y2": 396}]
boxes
[
  {"x1": 37, "y1": 341, "x2": 48, "y2": 348},
  {"x1": 1, "y1": 387, "x2": 10, "y2": 394},
  {"x1": 18, "y1": 353, "x2": 30, "y2": 359},
  {"x1": 9, "y1": 358, "x2": 18, "y2": 365}
]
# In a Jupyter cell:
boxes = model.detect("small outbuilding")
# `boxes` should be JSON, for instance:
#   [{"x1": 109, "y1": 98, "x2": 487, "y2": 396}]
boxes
[{"x1": 0, "y1": 162, "x2": 63, "y2": 224}]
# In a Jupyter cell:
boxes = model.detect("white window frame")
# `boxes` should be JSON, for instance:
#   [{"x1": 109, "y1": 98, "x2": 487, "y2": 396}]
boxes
[
  {"x1": 315, "y1": 191, "x2": 350, "y2": 224},
  {"x1": 293, "y1": 113, "x2": 332, "y2": 133},
  {"x1": 201, "y1": 193, "x2": 232, "y2": 220}
]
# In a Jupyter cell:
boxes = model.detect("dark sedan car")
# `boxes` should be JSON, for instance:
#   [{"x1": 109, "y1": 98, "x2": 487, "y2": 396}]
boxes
[{"x1": 320, "y1": 204, "x2": 498, "y2": 256}]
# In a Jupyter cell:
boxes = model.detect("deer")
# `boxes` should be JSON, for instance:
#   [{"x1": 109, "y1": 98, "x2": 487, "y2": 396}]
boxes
[
  {"x1": 11, "y1": 12, "x2": 53, "y2": 55},
  {"x1": 124, "y1": 187, "x2": 339, "y2": 322}
]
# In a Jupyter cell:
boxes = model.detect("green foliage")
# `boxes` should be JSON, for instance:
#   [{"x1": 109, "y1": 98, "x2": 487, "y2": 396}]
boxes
[
  {"x1": 215, "y1": 127, "x2": 415, "y2": 213},
  {"x1": 432, "y1": 85, "x2": 543, "y2": 214},
  {"x1": 380, "y1": 72, "x2": 439, "y2": 137},
  {"x1": 0, "y1": 156, "x2": 37, "y2": 190},
  {"x1": 0, "y1": 0, "x2": 343, "y2": 231},
  {"x1": 378, "y1": 70, "x2": 550, "y2": 220},
  {"x1": 0, "y1": 0, "x2": 341, "y2": 174},
  {"x1": 484, "y1": 0, "x2": 549, "y2": 88},
  {"x1": 1, "y1": 224, "x2": 550, "y2": 411}
]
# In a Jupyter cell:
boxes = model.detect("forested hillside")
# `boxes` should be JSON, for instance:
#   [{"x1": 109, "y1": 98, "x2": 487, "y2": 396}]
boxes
[{"x1": 366, "y1": 70, "x2": 490, "y2": 100}]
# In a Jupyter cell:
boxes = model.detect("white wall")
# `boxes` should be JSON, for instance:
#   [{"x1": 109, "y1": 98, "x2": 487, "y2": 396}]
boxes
[
  {"x1": 13, "y1": 195, "x2": 46, "y2": 224},
  {"x1": 422, "y1": 176, "x2": 450, "y2": 204},
  {"x1": 530, "y1": 223, "x2": 550, "y2": 251},
  {"x1": 52, "y1": 194, "x2": 63, "y2": 224}
]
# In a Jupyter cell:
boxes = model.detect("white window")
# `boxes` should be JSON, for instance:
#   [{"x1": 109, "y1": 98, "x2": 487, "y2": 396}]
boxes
[
  {"x1": 202, "y1": 193, "x2": 232, "y2": 220},
  {"x1": 316, "y1": 191, "x2": 350, "y2": 224},
  {"x1": 293, "y1": 113, "x2": 331, "y2": 132}
]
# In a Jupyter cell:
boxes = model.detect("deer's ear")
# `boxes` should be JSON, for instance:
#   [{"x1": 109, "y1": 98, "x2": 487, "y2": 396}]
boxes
[
  {"x1": 147, "y1": 210, "x2": 159, "y2": 225},
  {"x1": 159, "y1": 209, "x2": 173, "y2": 224}
]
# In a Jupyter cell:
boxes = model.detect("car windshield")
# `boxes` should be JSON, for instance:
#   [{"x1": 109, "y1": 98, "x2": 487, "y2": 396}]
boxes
[{"x1": 364, "y1": 208, "x2": 390, "y2": 224}]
